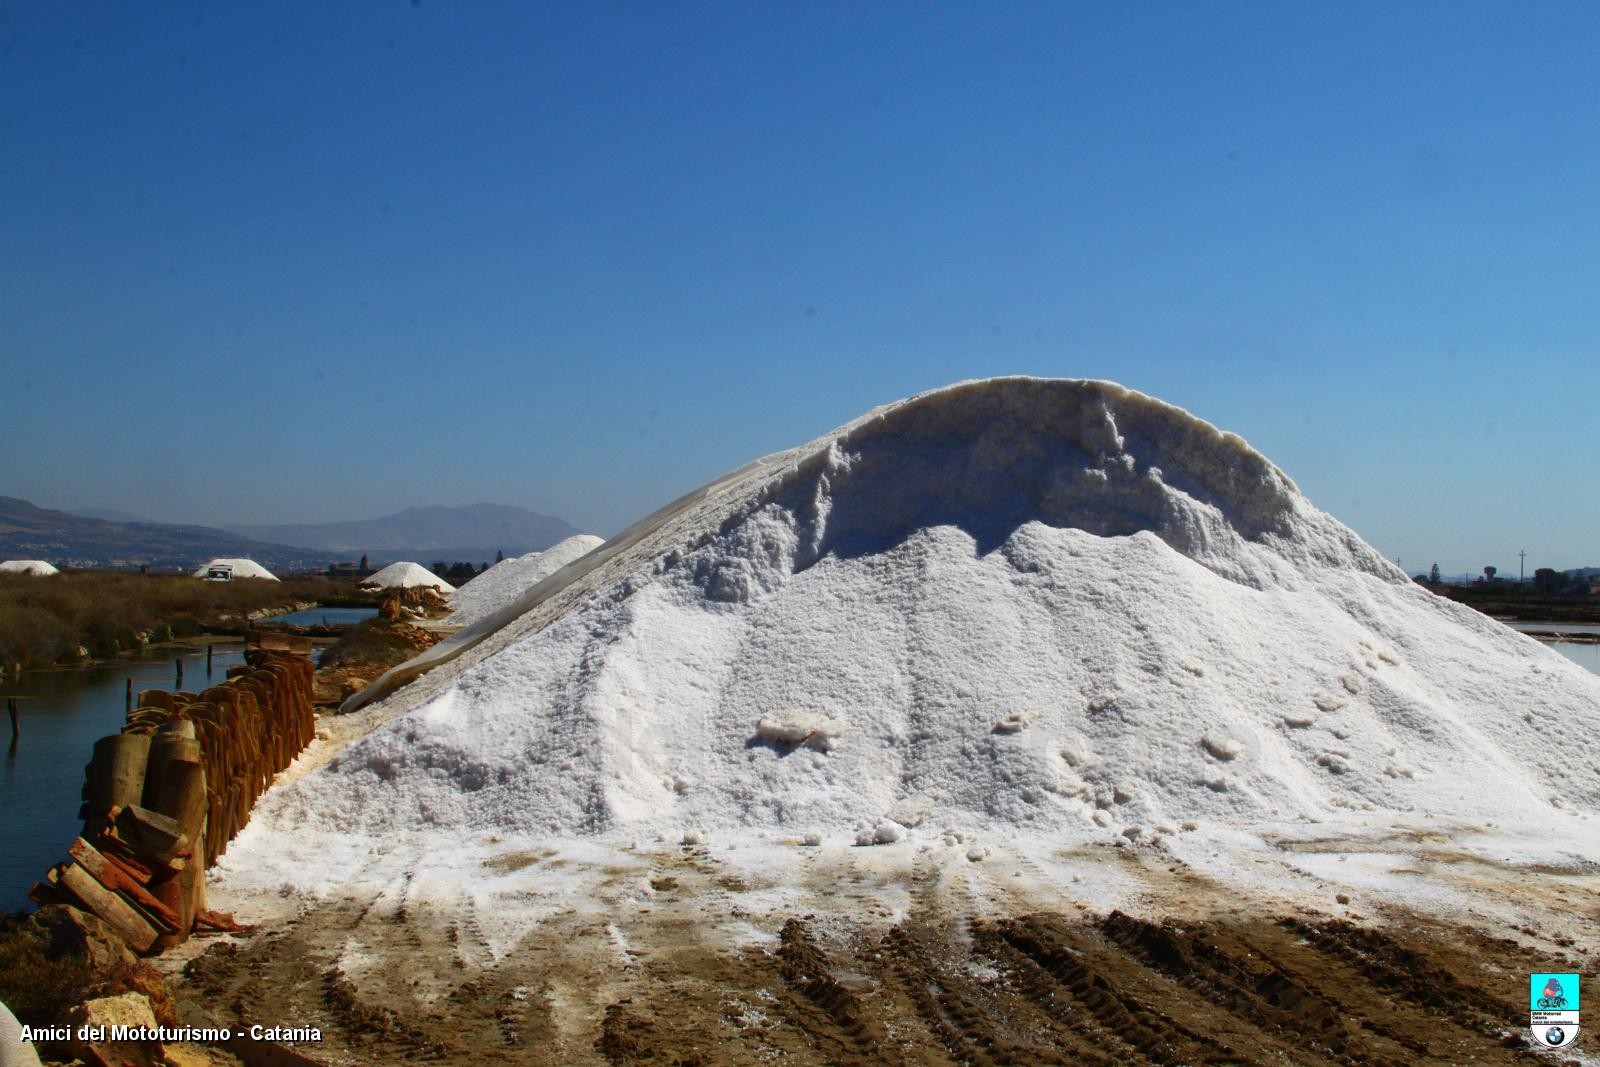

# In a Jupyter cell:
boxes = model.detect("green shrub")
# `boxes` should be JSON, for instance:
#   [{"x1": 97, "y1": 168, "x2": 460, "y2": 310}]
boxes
[
  {"x1": 0, "y1": 604, "x2": 77, "y2": 667},
  {"x1": 83, "y1": 619, "x2": 135, "y2": 659}
]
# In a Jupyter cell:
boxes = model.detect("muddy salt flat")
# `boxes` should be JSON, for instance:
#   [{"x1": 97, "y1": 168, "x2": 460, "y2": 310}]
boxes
[{"x1": 179, "y1": 378, "x2": 1600, "y2": 1065}]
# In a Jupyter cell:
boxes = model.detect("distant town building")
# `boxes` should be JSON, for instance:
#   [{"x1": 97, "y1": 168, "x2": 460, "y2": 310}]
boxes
[{"x1": 327, "y1": 559, "x2": 378, "y2": 578}]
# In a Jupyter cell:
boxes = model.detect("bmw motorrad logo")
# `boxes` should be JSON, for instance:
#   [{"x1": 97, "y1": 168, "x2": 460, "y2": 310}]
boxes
[{"x1": 1529, "y1": 972, "x2": 1580, "y2": 1049}]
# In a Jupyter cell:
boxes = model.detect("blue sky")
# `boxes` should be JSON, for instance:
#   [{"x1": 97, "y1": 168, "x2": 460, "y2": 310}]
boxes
[{"x1": 2, "y1": 2, "x2": 1596, "y2": 575}]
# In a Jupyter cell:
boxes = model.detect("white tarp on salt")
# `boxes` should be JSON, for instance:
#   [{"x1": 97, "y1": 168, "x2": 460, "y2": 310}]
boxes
[{"x1": 192, "y1": 558, "x2": 277, "y2": 581}]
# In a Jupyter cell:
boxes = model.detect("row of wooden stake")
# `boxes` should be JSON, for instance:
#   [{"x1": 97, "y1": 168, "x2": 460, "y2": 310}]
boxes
[{"x1": 29, "y1": 648, "x2": 316, "y2": 954}]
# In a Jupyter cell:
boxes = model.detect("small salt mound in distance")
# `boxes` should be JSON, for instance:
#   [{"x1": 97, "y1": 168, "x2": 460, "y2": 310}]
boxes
[
  {"x1": 361, "y1": 561, "x2": 455, "y2": 592},
  {"x1": 192, "y1": 558, "x2": 277, "y2": 580},
  {"x1": 0, "y1": 559, "x2": 59, "y2": 576},
  {"x1": 447, "y1": 535, "x2": 604, "y2": 628},
  {"x1": 232, "y1": 377, "x2": 1600, "y2": 857}
]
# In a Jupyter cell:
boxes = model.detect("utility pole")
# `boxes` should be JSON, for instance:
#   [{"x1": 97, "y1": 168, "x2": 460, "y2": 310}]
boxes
[{"x1": 1519, "y1": 549, "x2": 1527, "y2": 584}]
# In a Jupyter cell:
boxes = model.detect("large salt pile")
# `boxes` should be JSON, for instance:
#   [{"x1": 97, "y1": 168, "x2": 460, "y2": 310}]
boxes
[
  {"x1": 0, "y1": 559, "x2": 59, "y2": 576},
  {"x1": 192, "y1": 558, "x2": 277, "y2": 580},
  {"x1": 361, "y1": 561, "x2": 454, "y2": 592},
  {"x1": 447, "y1": 535, "x2": 604, "y2": 628},
  {"x1": 233, "y1": 378, "x2": 1600, "y2": 858}
]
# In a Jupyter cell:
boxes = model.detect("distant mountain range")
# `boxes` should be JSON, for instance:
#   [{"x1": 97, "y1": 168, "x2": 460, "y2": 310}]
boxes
[
  {"x1": 66, "y1": 507, "x2": 157, "y2": 523},
  {"x1": 0, "y1": 496, "x2": 323, "y2": 572},
  {"x1": 1, "y1": 498, "x2": 585, "y2": 572},
  {"x1": 226, "y1": 504, "x2": 583, "y2": 562}
]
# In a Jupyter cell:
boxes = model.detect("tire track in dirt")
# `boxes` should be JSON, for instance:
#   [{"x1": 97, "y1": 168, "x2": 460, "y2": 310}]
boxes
[
  {"x1": 893, "y1": 842, "x2": 1011, "y2": 1064},
  {"x1": 772, "y1": 918, "x2": 892, "y2": 1065},
  {"x1": 879, "y1": 921, "x2": 1062, "y2": 1067},
  {"x1": 966, "y1": 922, "x2": 1131, "y2": 1066},
  {"x1": 179, "y1": 875, "x2": 1579, "y2": 1065},
  {"x1": 1279, "y1": 917, "x2": 1549, "y2": 1061},
  {"x1": 994, "y1": 914, "x2": 1234, "y2": 1064},
  {"x1": 1095, "y1": 910, "x2": 1405, "y2": 1065}
]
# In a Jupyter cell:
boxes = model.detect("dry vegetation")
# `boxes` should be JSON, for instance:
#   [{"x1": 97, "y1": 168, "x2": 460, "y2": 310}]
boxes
[
  {"x1": 1440, "y1": 583, "x2": 1600, "y2": 622},
  {"x1": 314, "y1": 618, "x2": 443, "y2": 706},
  {"x1": 0, "y1": 909, "x2": 97, "y2": 1027},
  {"x1": 316, "y1": 619, "x2": 431, "y2": 673},
  {"x1": 0, "y1": 572, "x2": 373, "y2": 671}
]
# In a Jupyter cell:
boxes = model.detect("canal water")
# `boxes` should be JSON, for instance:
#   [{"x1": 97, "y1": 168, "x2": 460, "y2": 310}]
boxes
[
  {"x1": 1, "y1": 642, "x2": 246, "y2": 911},
  {"x1": 1551, "y1": 641, "x2": 1600, "y2": 675},
  {"x1": 1501, "y1": 620, "x2": 1600, "y2": 637},
  {"x1": 259, "y1": 605, "x2": 377, "y2": 627}
]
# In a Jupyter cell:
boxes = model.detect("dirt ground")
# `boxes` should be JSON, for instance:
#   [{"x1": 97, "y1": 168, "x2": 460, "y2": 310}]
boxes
[{"x1": 167, "y1": 841, "x2": 1595, "y2": 1066}]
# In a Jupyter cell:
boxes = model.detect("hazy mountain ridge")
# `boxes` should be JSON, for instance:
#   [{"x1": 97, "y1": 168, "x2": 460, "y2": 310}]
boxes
[
  {"x1": 2, "y1": 498, "x2": 585, "y2": 571},
  {"x1": 0, "y1": 496, "x2": 323, "y2": 571},
  {"x1": 225, "y1": 503, "x2": 583, "y2": 558},
  {"x1": 66, "y1": 507, "x2": 156, "y2": 523}
]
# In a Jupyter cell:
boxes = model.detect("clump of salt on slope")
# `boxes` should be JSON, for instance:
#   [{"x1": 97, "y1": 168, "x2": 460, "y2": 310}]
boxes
[
  {"x1": 232, "y1": 378, "x2": 1600, "y2": 850},
  {"x1": 361, "y1": 561, "x2": 454, "y2": 592},
  {"x1": 447, "y1": 535, "x2": 604, "y2": 629}
]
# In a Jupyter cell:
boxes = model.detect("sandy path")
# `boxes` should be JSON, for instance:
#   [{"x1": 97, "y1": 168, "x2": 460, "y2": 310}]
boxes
[{"x1": 166, "y1": 827, "x2": 1598, "y2": 1065}]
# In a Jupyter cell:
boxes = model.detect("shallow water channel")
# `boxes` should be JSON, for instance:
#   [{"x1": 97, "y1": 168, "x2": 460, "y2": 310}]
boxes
[
  {"x1": 0, "y1": 641, "x2": 246, "y2": 910},
  {"x1": 1551, "y1": 640, "x2": 1600, "y2": 675},
  {"x1": 258, "y1": 605, "x2": 377, "y2": 627}
]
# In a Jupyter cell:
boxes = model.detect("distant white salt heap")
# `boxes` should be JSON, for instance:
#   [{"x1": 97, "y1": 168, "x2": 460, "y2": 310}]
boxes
[
  {"x1": 192, "y1": 558, "x2": 277, "y2": 581},
  {"x1": 0, "y1": 559, "x2": 59, "y2": 576},
  {"x1": 447, "y1": 535, "x2": 604, "y2": 629},
  {"x1": 361, "y1": 561, "x2": 455, "y2": 592},
  {"x1": 230, "y1": 378, "x2": 1600, "y2": 860}
]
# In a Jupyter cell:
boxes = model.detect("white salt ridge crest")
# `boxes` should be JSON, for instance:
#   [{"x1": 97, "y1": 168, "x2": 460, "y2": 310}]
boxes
[
  {"x1": 236, "y1": 378, "x2": 1600, "y2": 849},
  {"x1": 447, "y1": 536, "x2": 605, "y2": 629}
]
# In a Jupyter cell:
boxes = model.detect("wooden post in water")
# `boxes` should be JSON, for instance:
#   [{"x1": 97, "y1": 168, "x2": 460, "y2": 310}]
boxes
[
  {"x1": 175, "y1": 657, "x2": 184, "y2": 689},
  {"x1": 125, "y1": 678, "x2": 133, "y2": 716},
  {"x1": 7, "y1": 697, "x2": 16, "y2": 742},
  {"x1": 143, "y1": 731, "x2": 202, "y2": 809},
  {"x1": 206, "y1": 644, "x2": 213, "y2": 675},
  {"x1": 149, "y1": 759, "x2": 207, "y2": 948},
  {"x1": 84, "y1": 732, "x2": 153, "y2": 834}
]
